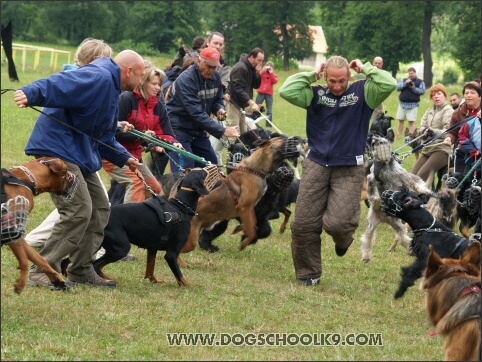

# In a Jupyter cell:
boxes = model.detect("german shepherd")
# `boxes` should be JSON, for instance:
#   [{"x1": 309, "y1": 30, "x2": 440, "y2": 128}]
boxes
[{"x1": 423, "y1": 241, "x2": 481, "y2": 361}]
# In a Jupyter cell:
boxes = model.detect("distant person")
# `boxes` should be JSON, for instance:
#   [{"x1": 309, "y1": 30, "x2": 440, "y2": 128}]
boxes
[
  {"x1": 102, "y1": 65, "x2": 182, "y2": 203},
  {"x1": 255, "y1": 60, "x2": 278, "y2": 127},
  {"x1": 166, "y1": 47, "x2": 239, "y2": 169},
  {"x1": 395, "y1": 66, "x2": 426, "y2": 139},
  {"x1": 370, "y1": 56, "x2": 385, "y2": 122},
  {"x1": 14, "y1": 49, "x2": 144, "y2": 289},
  {"x1": 226, "y1": 48, "x2": 264, "y2": 143},
  {"x1": 449, "y1": 92, "x2": 462, "y2": 110},
  {"x1": 171, "y1": 36, "x2": 205, "y2": 68},
  {"x1": 410, "y1": 84, "x2": 454, "y2": 188}
]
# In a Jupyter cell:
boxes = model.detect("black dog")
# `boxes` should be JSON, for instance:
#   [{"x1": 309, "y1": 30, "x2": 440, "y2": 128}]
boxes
[
  {"x1": 380, "y1": 186, "x2": 470, "y2": 299},
  {"x1": 93, "y1": 168, "x2": 211, "y2": 286},
  {"x1": 267, "y1": 177, "x2": 300, "y2": 233},
  {"x1": 369, "y1": 111, "x2": 395, "y2": 143},
  {"x1": 199, "y1": 163, "x2": 295, "y2": 252}
]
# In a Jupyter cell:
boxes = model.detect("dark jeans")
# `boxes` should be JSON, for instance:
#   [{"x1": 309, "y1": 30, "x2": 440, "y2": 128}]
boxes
[{"x1": 169, "y1": 129, "x2": 218, "y2": 171}]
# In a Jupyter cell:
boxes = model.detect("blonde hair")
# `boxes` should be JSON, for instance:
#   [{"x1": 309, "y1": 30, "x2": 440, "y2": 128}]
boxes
[
  {"x1": 74, "y1": 38, "x2": 112, "y2": 66},
  {"x1": 266, "y1": 61, "x2": 274, "y2": 68},
  {"x1": 429, "y1": 83, "x2": 448, "y2": 100},
  {"x1": 324, "y1": 55, "x2": 350, "y2": 77},
  {"x1": 138, "y1": 66, "x2": 166, "y2": 100}
]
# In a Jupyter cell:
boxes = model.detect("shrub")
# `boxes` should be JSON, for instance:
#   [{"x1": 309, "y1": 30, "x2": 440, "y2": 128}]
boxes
[{"x1": 441, "y1": 67, "x2": 460, "y2": 85}]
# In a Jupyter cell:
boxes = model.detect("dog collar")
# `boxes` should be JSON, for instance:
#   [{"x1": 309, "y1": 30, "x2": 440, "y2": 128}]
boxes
[{"x1": 225, "y1": 164, "x2": 267, "y2": 179}]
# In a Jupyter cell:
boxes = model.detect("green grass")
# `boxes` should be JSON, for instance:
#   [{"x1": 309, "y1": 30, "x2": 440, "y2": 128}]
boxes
[{"x1": 0, "y1": 45, "x2": 465, "y2": 361}]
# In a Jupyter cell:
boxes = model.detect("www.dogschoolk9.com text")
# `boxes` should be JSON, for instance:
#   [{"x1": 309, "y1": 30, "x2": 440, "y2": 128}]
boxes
[{"x1": 166, "y1": 333, "x2": 383, "y2": 347}]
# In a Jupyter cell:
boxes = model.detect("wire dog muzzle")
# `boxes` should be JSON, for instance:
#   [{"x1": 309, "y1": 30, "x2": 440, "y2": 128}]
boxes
[
  {"x1": 380, "y1": 189, "x2": 402, "y2": 217},
  {"x1": 1, "y1": 196, "x2": 30, "y2": 245},
  {"x1": 203, "y1": 164, "x2": 222, "y2": 192}
]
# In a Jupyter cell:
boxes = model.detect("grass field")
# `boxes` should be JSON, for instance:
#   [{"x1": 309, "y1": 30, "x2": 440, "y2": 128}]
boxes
[{"x1": 1, "y1": 43, "x2": 466, "y2": 361}]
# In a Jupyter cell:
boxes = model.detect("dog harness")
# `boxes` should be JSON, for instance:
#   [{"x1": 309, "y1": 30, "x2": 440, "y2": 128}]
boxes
[{"x1": 1, "y1": 168, "x2": 37, "y2": 197}]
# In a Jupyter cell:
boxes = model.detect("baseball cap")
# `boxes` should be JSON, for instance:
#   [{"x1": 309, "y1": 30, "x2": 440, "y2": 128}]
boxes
[{"x1": 199, "y1": 47, "x2": 221, "y2": 67}]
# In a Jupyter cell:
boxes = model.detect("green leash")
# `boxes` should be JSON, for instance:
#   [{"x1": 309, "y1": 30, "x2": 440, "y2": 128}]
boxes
[{"x1": 118, "y1": 127, "x2": 211, "y2": 165}]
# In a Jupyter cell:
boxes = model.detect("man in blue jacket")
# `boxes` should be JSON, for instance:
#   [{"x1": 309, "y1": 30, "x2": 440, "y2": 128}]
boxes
[
  {"x1": 279, "y1": 55, "x2": 397, "y2": 286},
  {"x1": 13, "y1": 49, "x2": 144, "y2": 288},
  {"x1": 166, "y1": 47, "x2": 239, "y2": 169}
]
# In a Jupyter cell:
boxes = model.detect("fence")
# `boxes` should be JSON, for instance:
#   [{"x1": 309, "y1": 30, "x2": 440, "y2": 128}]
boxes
[{"x1": 1, "y1": 42, "x2": 71, "y2": 72}]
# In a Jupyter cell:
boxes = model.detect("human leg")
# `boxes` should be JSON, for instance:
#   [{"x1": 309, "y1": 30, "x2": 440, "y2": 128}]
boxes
[
  {"x1": 291, "y1": 159, "x2": 328, "y2": 282},
  {"x1": 395, "y1": 104, "x2": 407, "y2": 139},
  {"x1": 406, "y1": 107, "x2": 419, "y2": 135},
  {"x1": 24, "y1": 209, "x2": 60, "y2": 249},
  {"x1": 168, "y1": 131, "x2": 195, "y2": 171},
  {"x1": 225, "y1": 101, "x2": 243, "y2": 143},
  {"x1": 322, "y1": 165, "x2": 365, "y2": 254},
  {"x1": 66, "y1": 171, "x2": 113, "y2": 286},
  {"x1": 411, "y1": 152, "x2": 448, "y2": 188},
  {"x1": 125, "y1": 162, "x2": 160, "y2": 203},
  {"x1": 265, "y1": 94, "x2": 274, "y2": 125},
  {"x1": 191, "y1": 133, "x2": 218, "y2": 166}
]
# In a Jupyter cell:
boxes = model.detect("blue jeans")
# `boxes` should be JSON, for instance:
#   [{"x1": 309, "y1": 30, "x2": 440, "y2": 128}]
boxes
[
  {"x1": 255, "y1": 93, "x2": 274, "y2": 122},
  {"x1": 169, "y1": 130, "x2": 218, "y2": 171}
]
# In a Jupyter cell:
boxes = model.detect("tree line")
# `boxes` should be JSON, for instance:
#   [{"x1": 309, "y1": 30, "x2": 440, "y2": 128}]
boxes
[{"x1": 1, "y1": 1, "x2": 480, "y2": 84}]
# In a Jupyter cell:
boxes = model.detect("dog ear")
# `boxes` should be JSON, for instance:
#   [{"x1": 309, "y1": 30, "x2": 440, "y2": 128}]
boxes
[
  {"x1": 39, "y1": 158, "x2": 67, "y2": 175},
  {"x1": 424, "y1": 244, "x2": 443, "y2": 280},
  {"x1": 418, "y1": 193, "x2": 432, "y2": 205},
  {"x1": 462, "y1": 241, "x2": 481, "y2": 271}
]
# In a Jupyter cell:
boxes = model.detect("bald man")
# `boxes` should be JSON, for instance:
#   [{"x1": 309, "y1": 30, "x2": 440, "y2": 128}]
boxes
[
  {"x1": 370, "y1": 56, "x2": 386, "y2": 123},
  {"x1": 14, "y1": 49, "x2": 144, "y2": 289}
]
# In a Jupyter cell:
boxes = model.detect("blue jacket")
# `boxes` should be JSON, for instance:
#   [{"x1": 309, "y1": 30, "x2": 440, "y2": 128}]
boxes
[
  {"x1": 22, "y1": 57, "x2": 130, "y2": 174},
  {"x1": 166, "y1": 62, "x2": 225, "y2": 139}
]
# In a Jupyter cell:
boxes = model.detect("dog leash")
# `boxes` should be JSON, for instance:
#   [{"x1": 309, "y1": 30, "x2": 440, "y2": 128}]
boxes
[
  {"x1": 455, "y1": 159, "x2": 481, "y2": 190},
  {"x1": 120, "y1": 127, "x2": 211, "y2": 166}
]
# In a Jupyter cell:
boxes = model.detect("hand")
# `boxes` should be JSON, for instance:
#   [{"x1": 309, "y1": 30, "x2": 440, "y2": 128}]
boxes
[
  {"x1": 249, "y1": 102, "x2": 260, "y2": 113},
  {"x1": 144, "y1": 130, "x2": 156, "y2": 137},
  {"x1": 424, "y1": 128, "x2": 434, "y2": 137},
  {"x1": 443, "y1": 137, "x2": 452, "y2": 146},
  {"x1": 469, "y1": 149, "x2": 480, "y2": 160},
  {"x1": 223, "y1": 126, "x2": 239, "y2": 138},
  {"x1": 117, "y1": 121, "x2": 134, "y2": 132},
  {"x1": 216, "y1": 109, "x2": 226, "y2": 121},
  {"x1": 172, "y1": 142, "x2": 183, "y2": 149},
  {"x1": 14, "y1": 90, "x2": 28, "y2": 108},
  {"x1": 125, "y1": 157, "x2": 141, "y2": 172},
  {"x1": 348, "y1": 59, "x2": 363, "y2": 73},
  {"x1": 315, "y1": 63, "x2": 326, "y2": 80},
  {"x1": 178, "y1": 45, "x2": 187, "y2": 57}
]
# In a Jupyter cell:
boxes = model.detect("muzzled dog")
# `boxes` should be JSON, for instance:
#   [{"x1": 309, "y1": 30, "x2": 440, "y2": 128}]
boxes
[
  {"x1": 93, "y1": 167, "x2": 218, "y2": 286},
  {"x1": 422, "y1": 241, "x2": 480, "y2": 361},
  {"x1": 360, "y1": 134, "x2": 432, "y2": 263},
  {"x1": 380, "y1": 186, "x2": 470, "y2": 299},
  {"x1": 370, "y1": 111, "x2": 395, "y2": 143},
  {"x1": 180, "y1": 136, "x2": 300, "y2": 263},
  {"x1": 1, "y1": 157, "x2": 77, "y2": 294},
  {"x1": 426, "y1": 188, "x2": 459, "y2": 230}
]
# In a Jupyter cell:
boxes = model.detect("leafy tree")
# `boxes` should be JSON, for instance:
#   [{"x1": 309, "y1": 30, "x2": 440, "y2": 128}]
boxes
[
  {"x1": 206, "y1": 1, "x2": 314, "y2": 70},
  {"x1": 449, "y1": 1, "x2": 481, "y2": 81}
]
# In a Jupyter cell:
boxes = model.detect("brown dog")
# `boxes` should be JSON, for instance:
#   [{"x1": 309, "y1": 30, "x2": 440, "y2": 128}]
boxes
[
  {"x1": 423, "y1": 241, "x2": 481, "y2": 361},
  {"x1": 179, "y1": 136, "x2": 299, "y2": 261},
  {"x1": 426, "y1": 188, "x2": 459, "y2": 230},
  {"x1": 1, "y1": 157, "x2": 76, "y2": 294}
]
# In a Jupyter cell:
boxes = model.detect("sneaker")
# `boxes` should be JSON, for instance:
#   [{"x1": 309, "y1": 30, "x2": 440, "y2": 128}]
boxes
[
  {"x1": 66, "y1": 273, "x2": 117, "y2": 288},
  {"x1": 120, "y1": 253, "x2": 136, "y2": 262},
  {"x1": 298, "y1": 277, "x2": 320, "y2": 286},
  {"x1": 28, "y1": 272, "x2": 65, "y2": 290}
]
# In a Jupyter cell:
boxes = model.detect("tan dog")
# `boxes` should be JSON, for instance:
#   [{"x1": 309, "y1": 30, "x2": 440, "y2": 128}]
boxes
[
  {"x1": 179, "y1": 137, "x2": 299, "y2": 262},
  {"x1": 1, "y1": 157, "x2": 76, "y2": 294},
  {"x1": 426, "y1": 188, "x2": 459, "y2": 230},
  {"x1": 423, "y1": 241, "x2": 481, "y2": 361}
]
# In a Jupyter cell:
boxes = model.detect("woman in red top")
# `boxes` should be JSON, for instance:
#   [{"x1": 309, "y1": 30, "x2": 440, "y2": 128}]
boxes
[
  {"x1": 103, "y1": 65, "x2": 182, "y2": 203},
  {"x1": 255, "y1": 61, "x2": 278, "y2": 127}
]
